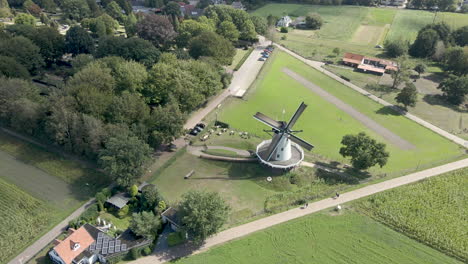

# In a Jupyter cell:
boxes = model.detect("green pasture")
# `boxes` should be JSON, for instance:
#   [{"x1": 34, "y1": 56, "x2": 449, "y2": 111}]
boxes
[
  {"x1": 217, "y1": 51, "x2": 464, "y2": 176},
  {"x1": 252, "y1": 4, "x2": 468, "y2": 59},
  {"x1": 0, "y1": 131, "x2": 109, "y2": 263},
  {"x1": 358, "y1": 168, "x2": 468, "y2": 261},
  {"x1": 174, "y1": 210, "x2": 460, "y2": 264}
]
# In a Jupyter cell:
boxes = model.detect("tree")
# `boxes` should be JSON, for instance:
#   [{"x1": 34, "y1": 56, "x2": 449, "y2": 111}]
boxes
[
  {"x1": 23, "y1": 0, "x2": 41, "y2": 16},
  {"x1": 98, "y1": 133, "x2": 151, "y2": 187},
  {"x1": 280, "y1": 26, "x2": 288, "y2": 33},
  {"x1": 9, "y1": 98, "x2": 42, "y2": 135},
  {"x1": 136, "y1": 14, "x2": 176, "y2": 48},
  {"x1": 189, "y1": 31, "x2": 235, "y2": 65},
  {"x1": 339, "y1": 132, "x2": 389, "y2": 171},
  {"x1": 179, "y1": 190, "x2": 230, "y2": 242},
  {"x1": 105, "y1": 1, "x2": 124, "y2": 22},
  {"x1": 0, "y1": 36, "x2": 44, "y2": 74},
  {"x1": 305, "y1": 13, "x2": 322, "y2": 30},
  {"x1": 414, "y1": 63, "x2": 426, "y2": 78},
  {"x1": 0, "y1": 0, "x2": 11, "y2": 18},
  {"x1": 40, "y1": 13, "x2": 50, "y2": 25},
  {"x1": 438, "y1": 75, "x2": 468, "y2": 106},
  {"x1": 176, "y1": 19, "x2": 214, "y2": 48},
  {"x1": 129, "y1": 184, "x2": 138, "y2": 197},
  {"x1": 384, "y1": 38, "x2": 409, "y2": 58},
  {"x1": 0, "y1": 55, "x2": 30, "y2": 79},
  {"x1": 112, "y1": 60, "x2": 148, "y2": 93},
  {"x1": 124, "y1": 13, "x2": 137, "y2": 37},
  {"x1": 0, "y1": 77, "x2": 41, "y2": 122},
  {"x1": 395, "y1": 82, "x2": 418, "y2": 109},
  {"x1": 443, "y1": 46, "x2": 468, "y2": 76},
  {"x1": 15, "y1": 13, "x2": 35, "y2": 25},
  {"x1": 217, "y1": 20, "x2": 239, "y2": 42},
  {"x1": 148, "y1": 101, "x2": 185, "y2": 147},
  {"x1": 452, "y1": 26, "x2": 468, "y2": 47},
  {"x1": 30, "y1": 26, "x2": 65, "y2": 63},
  {"x1": 65, "y1": 26, "x2": 94, "y2": 54},
  {"x1": 164, "y1": 1, "x2": 181, "y2": 29},
  {"x1": 250, "y1": 15, "x2": 267, "y2": 35},
  {"x1": 332, "y1": 47, "x2": 340, "y2": 57},
  {"x1": 391, "y1": 56, "x2": 412, "y2": 89},
  {"x1": 142, "y1": 185, "x2": 162, "y2": 208},
  {"x1": 61, "y1": 0, "x2": 90, "y2": 21},
  {"x1": 130, "y1": 211, "x2": 161, "y2": 239},
  {"x1": 118, "y1": 205, "x2": 129, "y2": 218},
  {"x1": 409, "y1": 29, "x2": 439, "y2": 58}
]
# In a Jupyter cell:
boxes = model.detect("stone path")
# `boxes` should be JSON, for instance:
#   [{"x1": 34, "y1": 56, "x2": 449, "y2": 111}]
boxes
[
  {"x1": 274, "y1": 44, "x2": 468, "y2": 148},
  {"x1": 129, "y1": 157, "x2": 468, "y2": 264},
  {"x1": 283, "y1": 68, "x2": 415, "y2": 150}
]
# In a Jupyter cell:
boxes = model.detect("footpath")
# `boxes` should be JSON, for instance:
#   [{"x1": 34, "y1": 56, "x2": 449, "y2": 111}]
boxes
[{"x1": 129, "y1": 157, "x2": 468, "y2": 264}]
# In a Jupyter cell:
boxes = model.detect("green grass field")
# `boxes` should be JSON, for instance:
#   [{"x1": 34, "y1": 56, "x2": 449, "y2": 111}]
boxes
[
  {"x1": 0, "y1": 131, "x2": 109, "y2": 263},
  {"x1": 252, "y1": 4, "x2": 468, "y2": 60},
  {"x1": 358, "y1": 168, "x2": 468, "y2": 261},
  {"x1": 217, "y1": 51, "x2": 464, "y2": 176},
  {"x1": 174, "y1": 210, "x2": 460, "y2": 264}
]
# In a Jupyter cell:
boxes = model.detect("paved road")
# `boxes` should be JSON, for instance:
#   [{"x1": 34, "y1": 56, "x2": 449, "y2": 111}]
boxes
[
  {"x1": 274, "y1": 44, "x2": 468, "y2": 148},
  {"x1": 184, "y1": 36, "x2": 269, "y2": 129},
  {"x1": 8, "y1": 199, "x2": 95, "y2": 264},
  {"x1": 283, "y1": 68, "x2": 415, "y2": 150},
  {"x1": 129, "y1": 157, "x2": 468, "y2": 264}
]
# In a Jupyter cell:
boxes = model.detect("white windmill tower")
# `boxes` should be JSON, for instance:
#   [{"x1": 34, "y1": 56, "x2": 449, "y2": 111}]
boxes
[{"x1": 253, "y1": 102, "x2": 314, "y2": 169}]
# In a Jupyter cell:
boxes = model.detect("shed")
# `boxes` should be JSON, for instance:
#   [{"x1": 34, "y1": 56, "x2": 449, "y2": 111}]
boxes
[
  {"x1": 105, "y1": 193, "x2": 130, "y2": 210},
  {"x1": 161, "y1": 207, "x2": 182, "y2": 231}
]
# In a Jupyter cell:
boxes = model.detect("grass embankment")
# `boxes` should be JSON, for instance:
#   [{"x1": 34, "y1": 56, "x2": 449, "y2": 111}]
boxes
[
  {"x1": 358, "y1": 168, "x2": 468, "y2": 261},
  {"x1": 231, "y1": 48, "x2": 254, "y2": 71},
  {"x1": 174, "y1": 210, "x2": 461, "y2": 264},
  {"x1": 203, "y1": 148, "x2": 244, "y2": 158},
  {"x1": 218, "y1": 51, "x2": 464, "y2": 177}
]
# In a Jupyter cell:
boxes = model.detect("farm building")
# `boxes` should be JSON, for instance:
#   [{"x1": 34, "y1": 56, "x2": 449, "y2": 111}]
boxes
[
  {"x1": 342, "y1": 52, "x2": 398, "y2": 75},
  {"x1": 48, "y1": 224, "x2": 151, "y2": 264},
  {"x1": 277, "y1": 16, "x2": 292, "y2": 27}
]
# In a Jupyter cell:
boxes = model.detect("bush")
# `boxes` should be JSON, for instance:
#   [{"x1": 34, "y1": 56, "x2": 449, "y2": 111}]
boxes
[
  {"x1": 305, "y1": 13, "x2": 323, "y2": 30},
  {"x1": 142, "y1": 246, "x2": 152, "y2": 256},
  {"x1": 130, "y1": 247, "x2": 141, "y2": 260},
  {"x1": 280, "y1": 27, "x2": 288, "y2": 33},
  {"x1": 167, "y1": 231, "x2": 187, "y2": 247},
  {"x1": 118, "y1": 205, "x2": 129, "y2": 218},
  {"x1": 281, "y1": 35, "x2": 287, "y2": 40},
  {"x1": 384, "y1": 38, "x2": 409, "y2": 58},
  {"x1": 80, "y1": 204, "x2": 99, "y2": 221}
]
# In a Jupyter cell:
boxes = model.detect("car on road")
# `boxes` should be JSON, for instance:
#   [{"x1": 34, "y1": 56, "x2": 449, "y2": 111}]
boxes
[{"x1": 259, "y1": 57, "x2": 266, "y2": 61}]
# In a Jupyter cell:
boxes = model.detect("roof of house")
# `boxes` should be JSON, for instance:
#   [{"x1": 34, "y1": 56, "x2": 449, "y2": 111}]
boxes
[
  {"x1": 106, "y1": 193, "x2": 130, "y2": 209},
  {"x1": 231, "y1": 1, "x2": 244, "y2": 8},
  {"x1": 161, "y1": 207, "x2": 182, "y2": 227},
  {"x1": 343, "y1": 52, "x2": 364, "y2": 65},
  {"x1": 357, "y1": 64, "x2": 385, "y2": 73},
  {"x1": 53, "y1": 225, "x2": 95, "y2": 264}
]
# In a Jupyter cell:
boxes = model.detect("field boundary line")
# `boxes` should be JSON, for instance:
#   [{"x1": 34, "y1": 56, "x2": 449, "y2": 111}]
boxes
[
  {"x1": 273, "y1": 43, "x2": 468, "y2": 148},
  {"x1": 128, "y1": 158, "x2": 468, "y2": 264}
]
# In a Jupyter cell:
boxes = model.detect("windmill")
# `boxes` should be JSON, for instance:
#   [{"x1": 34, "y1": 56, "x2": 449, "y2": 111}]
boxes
[{"x1": 253, "y1": 102, "x2": 314, "y2": 169}]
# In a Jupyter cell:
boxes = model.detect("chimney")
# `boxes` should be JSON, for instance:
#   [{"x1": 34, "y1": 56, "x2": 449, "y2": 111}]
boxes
[
  {"x1": 53, "y1": 239, "x2": 62, "y2": 246},
  {"x1": 68, "y1": 228, "x2": 76, "y2": 235}
]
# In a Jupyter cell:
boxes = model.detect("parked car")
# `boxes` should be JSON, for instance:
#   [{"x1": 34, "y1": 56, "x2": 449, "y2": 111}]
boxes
[
  {"x1": 259, "y1": 57, "x2": 266, "y2": 61},
  {"x1": 196, "y1": 123, "x2": 206, "y2": 129},
  {"x1": 262, "y1": 54, "x2": 269, "y2": 58},
  {"x1": 189, "y1": 129, "x2": 199, "y2": 136}
]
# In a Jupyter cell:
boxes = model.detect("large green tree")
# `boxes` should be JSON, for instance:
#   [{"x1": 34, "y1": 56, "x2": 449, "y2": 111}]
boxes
[
  {"x1": 65, "y1": 26, "x2": 94, "y2": 54},
  {"x1": 410, "y1": 28, "x2": 439, "y2": 58},
  {"x1": 452, "y1": 26, "x2": 468, "y2": 47},
  {"x1": 179, "y1": 190, "x2": 230, "y2": 242},
  {"x1": 391, "y1": 56, "x2": 412, "y2": 89},
  {"x1": 98, "y1": 133, "x2": 151, "y2": 187},
  {"x1": 395, "y1": 82, "x2": 418, "y2": 109},
  {"x1": 136, "y1": 13, "x2": 176, "y2": 48},
  {"x1": 305, "y1": 13, "x2": 323, "y2": 30},
  {"x1": 339, "y1": 132, "x2": 389, "y2": 170},
  {"x1": 61, "y1": 0, "x2": 90, "y2": 21},
  {"x1": 30, "y1": 26, "x2": 65, "y2": 63},
  {"x1": 148, "y1": 101, "x2": 185, "y2": 147},
  {"x1": 130, "y1": 211, "x2": 161, "y2": 239},
  {"x1": 189, "y1": 31, "x2": 235, "y2": 65},
  {"x1": 384, "y1": 38, "x2": 409, "y2": 58},
  {"x1": 438, "y1": 75, "x2": 468, "y2": 106},
  {"x1": 0, "y1": 36, "x2": 44, "y2": 74},
  {"x1": 217, "y1": 20, "x2": 239, "y2": 42},
  {"x1": 105, "y1": 1, "x2": 124, "y2": 22},
  {"x1": 0, "y1": 56, "x2": 30, "y2": 79},
  {"x1": 250, "y1": 15, "x2": 267, "y2": 35},
  {"x1": 443, "y1": 46, "x2": 468, "y2": 76},
  {"x1": 15, "y1": 13, "x2": 35, "y2": 25}
]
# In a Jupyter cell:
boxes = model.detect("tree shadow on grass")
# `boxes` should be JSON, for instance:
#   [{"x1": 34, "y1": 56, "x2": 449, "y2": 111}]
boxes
[
  {"x1": 375, "y1": 105, "x2": 403, "y2": 116},
  {"x1": 422, "y1": 94, "x2": 468, "y2": 113},
  {"x1": 315, "y1": 166, "x2": 370, "y2": 185}
]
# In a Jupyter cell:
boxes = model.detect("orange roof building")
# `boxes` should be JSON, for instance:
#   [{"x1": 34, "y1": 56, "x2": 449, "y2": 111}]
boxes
[
  {"x1": 342, "y1": 52, "x2": 398, "y2": 75},
  {"x1": 49, "y1": 226, "x2": 96, "y2": 264}
]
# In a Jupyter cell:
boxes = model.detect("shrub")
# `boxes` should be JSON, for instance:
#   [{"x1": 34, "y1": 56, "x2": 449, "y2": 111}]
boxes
[
  {"x1": 80, "y1": 204, "x2": 99, "y2": 221},
  {"x1": 305, "y1": 13, "x2": 323, "y2": 30},
  {"x1": 384, "y1": 38, "x2": 409, "y2": 58},
  {"x1": 142, "y1": 246, "x2": 152, "y2": 256},
  {"x1": 281, "y1": 35, "x2": 287, "y2": 40},
  {"x1": 129, "y1": 184, "x2": 138, "y2": 197},
  {"x1": 167, "y1": 231, "x2": 187, "y2": 247},
  {"x1": 214, "y1": 120, "x2": 229, "y2": 128},
  {"x1": 280, "y1": 27, "x2": 288, "y2": 33},
  {"x1": 130, "y1": 247, "x2": 141, "y2": 260},
  {"x1": 118, "y1": 205, "x2": 129, "y2": 218}
]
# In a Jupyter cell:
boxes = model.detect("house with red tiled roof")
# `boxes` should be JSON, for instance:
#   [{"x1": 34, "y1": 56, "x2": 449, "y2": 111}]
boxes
[
  {"x1": 49, "y1": 224, "x2": 151, "y2": 264},
  {"x1": 342, "y1": 52, "x2": 398, "y2": 75}
]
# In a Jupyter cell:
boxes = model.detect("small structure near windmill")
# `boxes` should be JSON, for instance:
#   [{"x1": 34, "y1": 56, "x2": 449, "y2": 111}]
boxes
[{"x1": 253, "y1": 102, "x2": 314, "y2": 169}]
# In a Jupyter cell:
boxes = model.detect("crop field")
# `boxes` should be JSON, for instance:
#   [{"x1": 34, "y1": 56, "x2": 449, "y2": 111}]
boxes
[
  {"x1": 174, "y1": 211, "x2": 460, "y2": 264},
  {"x1": 0, "y1": 178, "x2": 55, "y2": 264},
  {"x1": 252, "y1": 4, "x2": 468, "y2": 60},
  {"x1": 0, "y1": 131, "x2": 109, "y2": 263},
  {"x1": 358, "y1": 168, "x2": 468, "y2": 261},
  {"x1": 217, "y1": 51, "x2": 465, "y2": 176}
]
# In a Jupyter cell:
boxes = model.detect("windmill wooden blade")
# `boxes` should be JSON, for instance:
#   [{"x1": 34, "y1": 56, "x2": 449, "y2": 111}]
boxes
[
  {"x1": 289, "y1": 134, "x2": 314, "y2": 151},
  {"x1": 285, "y1": 102, "x2": 307, "y2": 131},
  {"x1": 254, "y1": 112, "x2": 282, "y2": 130},
  {"x1": 265, "y1": 133, "x2": 284, "y2": 161}
]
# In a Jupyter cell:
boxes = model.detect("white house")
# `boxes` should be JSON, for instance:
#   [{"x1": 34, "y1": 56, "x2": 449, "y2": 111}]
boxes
[{"x1": 277, "y1": 16, "x2": 292, "y2": 27}]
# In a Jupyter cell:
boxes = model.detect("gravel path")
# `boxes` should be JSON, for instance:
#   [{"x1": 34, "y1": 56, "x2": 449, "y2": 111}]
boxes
[
  {"x1": 282, "y1": 68, "x2": 415, "y2": 150},
  {"x1": 128, "y1": 157, "x2": 468, "y2": 264}
]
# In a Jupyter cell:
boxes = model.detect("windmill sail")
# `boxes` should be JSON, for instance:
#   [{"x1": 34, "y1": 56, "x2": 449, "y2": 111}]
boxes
[
  {"x1": 254, "y1": 112, "x2": 282, "y2": 130},
  {"x1": 289, "y1": 134, "x2": 314, "y2": 151},
  {"x1": 285, "y1": 102, "x2": 307, "y2": 131}
]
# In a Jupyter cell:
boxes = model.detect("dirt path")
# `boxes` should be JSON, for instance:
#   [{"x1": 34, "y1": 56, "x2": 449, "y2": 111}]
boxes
[
  {"x1": 274, "y1": 44, "x2": 468, "y2": 148},
  {"x1": 283, "y1": 68, "x2": 415, "y2": 150},
  {"x1": 129, "y1": 157, "x2": 468, "y2": 264}
]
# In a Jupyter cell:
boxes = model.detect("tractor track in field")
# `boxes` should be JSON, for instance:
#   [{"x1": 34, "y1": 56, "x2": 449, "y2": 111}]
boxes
[{"x1": 282, "y1": 68, "x2": 416, "y2": 150}]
